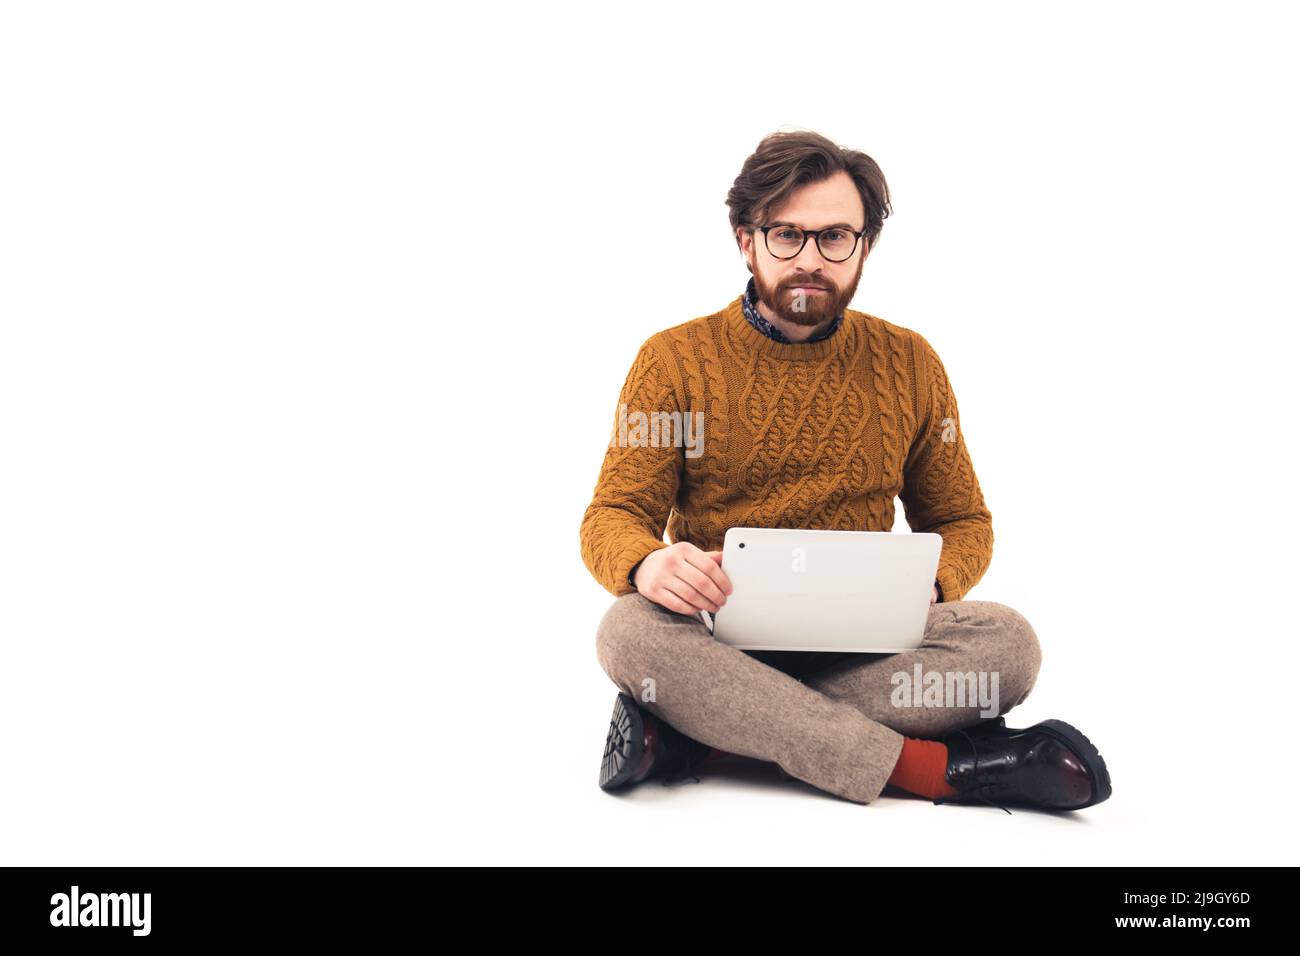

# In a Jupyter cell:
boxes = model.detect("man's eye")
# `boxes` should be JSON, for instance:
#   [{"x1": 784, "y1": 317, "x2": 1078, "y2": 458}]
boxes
[
  {"x1": 776, "y1": 229, "x2": 800, "y2": 240},
  {"x1": 823, "y1": 230, "x2": 846, "y2": 241}
]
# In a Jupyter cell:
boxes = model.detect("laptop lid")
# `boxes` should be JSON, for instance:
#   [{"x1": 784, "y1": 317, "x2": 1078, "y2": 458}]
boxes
[{"x1": 706, "y1": 526, "x2": 942, "y2": 654}]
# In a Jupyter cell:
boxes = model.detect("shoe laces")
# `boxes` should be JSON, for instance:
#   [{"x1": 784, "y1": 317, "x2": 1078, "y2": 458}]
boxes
[
  {"x1": 660, "y1": 769, "x2": 702, "y2": 787},
  {"x1": 931, "y1": 727, "x2": 1013, "y2": 815}
]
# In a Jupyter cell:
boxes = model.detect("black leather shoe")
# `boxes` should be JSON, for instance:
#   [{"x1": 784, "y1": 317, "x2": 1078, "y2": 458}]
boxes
[
  {"x1": 599, "y1": 693, "x2": 714, "y2": 791},
  {"x1": 934, "y1": 718, "x2": 1112, "y2": 813}
]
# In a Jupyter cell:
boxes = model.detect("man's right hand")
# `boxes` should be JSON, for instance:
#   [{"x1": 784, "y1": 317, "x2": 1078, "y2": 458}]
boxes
[{"x1": 632, "y1": 542, "x2": 733, "y2": 616}]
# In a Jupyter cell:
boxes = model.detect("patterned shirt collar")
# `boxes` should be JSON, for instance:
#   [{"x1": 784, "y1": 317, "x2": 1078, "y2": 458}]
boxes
[{"x1": 741, "y1": 276, "x2": 843, "y2": 344}]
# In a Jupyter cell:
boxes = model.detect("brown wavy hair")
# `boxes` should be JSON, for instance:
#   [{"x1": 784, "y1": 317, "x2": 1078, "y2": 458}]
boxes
[{"x1": 725, "y1": 130, "x2": 893, "y2": 262}]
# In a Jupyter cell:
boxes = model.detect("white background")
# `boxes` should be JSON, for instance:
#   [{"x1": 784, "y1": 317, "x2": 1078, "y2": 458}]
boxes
[{"x1": 1, "y1": 1, "x2": 1296, "y2": 865}]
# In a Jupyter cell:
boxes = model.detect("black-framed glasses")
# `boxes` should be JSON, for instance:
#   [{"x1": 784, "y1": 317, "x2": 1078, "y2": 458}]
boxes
[{"x1": 751, "y1": 223, "x2": 867, "y2": 262}]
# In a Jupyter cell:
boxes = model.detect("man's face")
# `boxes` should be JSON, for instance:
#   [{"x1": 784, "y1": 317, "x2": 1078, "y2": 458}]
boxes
[{"x1": 737, "y1": 169, "x2": 870, "y2": 328}]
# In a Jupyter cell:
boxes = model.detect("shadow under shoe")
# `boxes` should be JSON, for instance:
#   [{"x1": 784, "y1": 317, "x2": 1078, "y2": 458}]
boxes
[
  {"x1": 934, "y1": 718, "x2": 1113, "y2": 814},
  {"x1": 599, "y1": 692, "x2": 715, "y2": 792}
]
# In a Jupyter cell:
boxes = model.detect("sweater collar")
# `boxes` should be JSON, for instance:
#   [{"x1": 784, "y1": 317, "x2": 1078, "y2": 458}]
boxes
[{"x1": 725, "y1": 282, "x2": 854, "y2": 362}]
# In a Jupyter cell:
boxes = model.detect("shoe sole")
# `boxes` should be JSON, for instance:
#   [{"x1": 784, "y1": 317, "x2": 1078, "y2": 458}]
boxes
[
  {"x1": 1034, "y1": 718, "x2": 1113, "y2": 808},
  {"x1": 599, "y1": 692, "x2": 647, "y2": 791}
]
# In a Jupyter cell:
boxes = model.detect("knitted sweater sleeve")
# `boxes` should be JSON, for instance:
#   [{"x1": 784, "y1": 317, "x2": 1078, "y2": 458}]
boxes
[
  {"x1": 899, "y1": 334, "x2": 994, "y2": 602},
  {"x1": 579, "y1": 337, "x2": 683, "y2": 596}
]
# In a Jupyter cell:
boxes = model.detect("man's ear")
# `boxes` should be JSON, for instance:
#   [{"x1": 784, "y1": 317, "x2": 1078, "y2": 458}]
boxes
[{"x1": 736, "y1": 229, "x2": 755, "y2": 272}]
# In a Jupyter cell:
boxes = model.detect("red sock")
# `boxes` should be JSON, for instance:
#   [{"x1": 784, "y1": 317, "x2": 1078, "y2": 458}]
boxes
[{"x1": 887, "y1": 737, "x2": 958, "y2": 799}]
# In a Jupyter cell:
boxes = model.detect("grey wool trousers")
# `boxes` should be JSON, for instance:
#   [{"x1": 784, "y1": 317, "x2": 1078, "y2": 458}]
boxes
[{"x1": 595, "y1": 592, "x2": 1043, "y2": 804}]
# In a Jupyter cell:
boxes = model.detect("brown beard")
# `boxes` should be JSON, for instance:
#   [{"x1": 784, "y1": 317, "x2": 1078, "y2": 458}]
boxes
[{"x1": 753, "y1": 252, "x2": 866, "y2": 328}]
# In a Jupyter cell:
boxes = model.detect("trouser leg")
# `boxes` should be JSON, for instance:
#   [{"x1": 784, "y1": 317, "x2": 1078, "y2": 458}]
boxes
[
  {"x1": 799, "y1": 600, "x2": 1044, "y2": 739},
  {"x1": 595, "y1": 592, "x2": 904, "y2": 805}
]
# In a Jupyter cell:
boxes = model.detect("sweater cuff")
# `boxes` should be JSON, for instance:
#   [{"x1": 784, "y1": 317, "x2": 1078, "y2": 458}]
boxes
[
  {"x1": 610, "y1": 538, "x2": 669, "y2": 597},
  {"x1": 935, "y1": 564, "x2": 961, "y2": 604}
]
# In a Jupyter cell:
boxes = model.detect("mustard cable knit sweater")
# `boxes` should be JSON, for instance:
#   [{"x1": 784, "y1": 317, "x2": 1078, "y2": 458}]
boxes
[{"x1": 579, "y1": 291, "x2": 994, "y2": 603}]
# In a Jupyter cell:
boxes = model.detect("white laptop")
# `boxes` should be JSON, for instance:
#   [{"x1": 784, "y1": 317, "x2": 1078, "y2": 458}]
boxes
[{"x1": 702, "y1": 527, "x2": 942, "y2": 653}]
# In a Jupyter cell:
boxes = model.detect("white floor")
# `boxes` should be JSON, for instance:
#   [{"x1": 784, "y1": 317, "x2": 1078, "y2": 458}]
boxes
[
  {"x1": 6, "y1": 572, "x2": 1289, "y2": 866},
  {"x1": 443, "y1": 687, "x2": 1279, "y2": 867}
]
